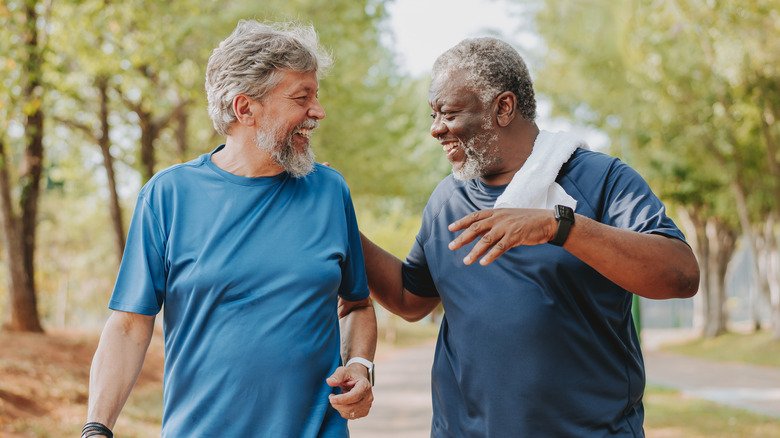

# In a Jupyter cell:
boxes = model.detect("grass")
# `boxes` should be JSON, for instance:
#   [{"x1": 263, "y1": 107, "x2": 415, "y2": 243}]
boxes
[
  {"x1": 663, "y1": 330, "x2": 780, "y2": 367},
  {"x1": 644, "y1": 385, "x2": 780, "y2": 437}
]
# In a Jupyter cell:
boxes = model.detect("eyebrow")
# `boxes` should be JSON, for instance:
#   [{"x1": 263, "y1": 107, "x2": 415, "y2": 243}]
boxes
[{"x1": 289, "y1": 85, "x2": 318, "y2": 95}]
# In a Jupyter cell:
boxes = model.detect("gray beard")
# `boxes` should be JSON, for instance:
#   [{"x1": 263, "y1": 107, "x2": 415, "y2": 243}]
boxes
[
  {"x1": 452, "y1": 131, "x2": 500, "y2": 181},
  {"x1": 255, "y1": 123, "x2": 316, "y2": 178}
]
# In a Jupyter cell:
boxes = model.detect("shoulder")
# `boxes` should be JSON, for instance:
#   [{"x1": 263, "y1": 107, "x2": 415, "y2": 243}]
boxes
[
  {"x1": 563, "y1": 148, "x2": 621, "y2": 175},
  {"x1": 311, "y1": 163, "x2": 348, "y2": 184},
  {"x1": 560, "y1": 148, "x2": 633, "y2": 190},
  {"x1": 139, "y1": 154, "x2": 209, "y2": 199},
  {"x1": 308, "y1": 163, "x2": 352, "y2": 195},
  {"x1": 424, "y1": 174, "x2": 462, "y2": 216}
]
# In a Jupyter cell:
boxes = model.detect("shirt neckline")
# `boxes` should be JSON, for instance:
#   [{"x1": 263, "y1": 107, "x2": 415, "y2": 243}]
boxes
[{"x1": 204, "y1": 145, "x2": 288, "y2": 187}]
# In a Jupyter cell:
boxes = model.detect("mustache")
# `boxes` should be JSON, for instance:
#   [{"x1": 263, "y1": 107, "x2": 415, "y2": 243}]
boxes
[{"x1": 297, "y1": 119, "x2": 319, "y2": 131}]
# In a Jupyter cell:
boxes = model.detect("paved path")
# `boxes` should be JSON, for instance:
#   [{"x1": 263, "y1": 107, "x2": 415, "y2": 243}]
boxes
[
  {"x1": 643, "y1": 328, "x2": 780, "y2": 419},
  {"x1": 348, "y1": 330, "x2": 780, "y2": 437},
  {"x1": 349, "y1": 342, "x2": 435, "y2": 438},
  {"x1": 645, "y1": 351, "x2": 780, "y2": 418}
]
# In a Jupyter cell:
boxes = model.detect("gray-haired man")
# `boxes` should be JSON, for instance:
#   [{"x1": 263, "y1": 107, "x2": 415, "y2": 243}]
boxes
[
  {"x1": 350, "y1": 37, "x2": 699, "y2": 437},
  {"x1": 83, "y1": 21, "x2": 376, "y2": 437}
]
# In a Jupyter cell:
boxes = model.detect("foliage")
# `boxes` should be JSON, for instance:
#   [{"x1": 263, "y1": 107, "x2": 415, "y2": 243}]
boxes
[
  {"x1": 1, "y1": 0, "x2": 445, "y2": 328},
  {"x1": 531, "y1": 0, "x2": 780, "y2": 335}
]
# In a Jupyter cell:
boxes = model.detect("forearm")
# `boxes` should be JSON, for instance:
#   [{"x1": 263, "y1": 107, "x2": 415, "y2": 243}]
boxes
[
  {"x1": 340, "y1": 302, "x2": 377, "y2": 364},
  {"x1": 360, "y1": 232, "x2": 439, "y2": 321},
  {"x1": 87, "y1": 311, "x2": 155, "y2": 428},
  {"x1": 564, "y1": 215, "x2": 699, "y2": 299}
]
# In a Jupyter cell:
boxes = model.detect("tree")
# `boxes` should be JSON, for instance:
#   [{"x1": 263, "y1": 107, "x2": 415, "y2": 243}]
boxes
[
  {"x1": 531, "y1": 0, "x2": 780, "y2": 337},
  {"x1": 0, "y1": 0, "x2": 48, "y2": 332}
]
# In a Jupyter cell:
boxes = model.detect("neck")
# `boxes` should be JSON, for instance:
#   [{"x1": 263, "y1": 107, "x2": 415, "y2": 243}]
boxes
[
  {"x1": 479, "y1": 122, "x2": 539, "y2": 186},
  {"x1": 212, "y1": 135, "x2": 284, "y2": 178}
]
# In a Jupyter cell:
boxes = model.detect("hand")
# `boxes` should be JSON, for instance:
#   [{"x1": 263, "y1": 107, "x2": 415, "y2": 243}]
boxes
[
  {"x1": 448, "y1": 208, "x2": 557, "y2": 265},
  {"x1": 337, "y1": 297, "x2": 373, "y2": 319},
  {"x1": 326, "y1": 364, "x2": 374, "y2": 420}
]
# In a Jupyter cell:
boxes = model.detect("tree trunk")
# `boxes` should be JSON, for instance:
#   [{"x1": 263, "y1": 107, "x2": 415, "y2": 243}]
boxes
[
  {"x1": 96, "y1": 77, "x2": 125, "y2": 262},
  {"x1": 760, "y1": 215, "x2": 780, "y2": 340},
  {"x1": 0, "y1": 138, "x2": 43, "y2": 332},
  {"x1": 679, "y1": 208, "x2": 709, "y2": 335},
  {"x1": 138, "y1": 109, "x2": 158, "y2": 183},
  {"x1": 731, "y1": 181, "x2": 772, "y2": 325},
  {"x1": 703, "y1": 218, "x2": 732, "y2": 338},
  {"x1": 2, "y1": 0, "x2": 46, "y2": 332},
  {"x1": 174, "y1": 103, "x2": 189, "y2": 162}
]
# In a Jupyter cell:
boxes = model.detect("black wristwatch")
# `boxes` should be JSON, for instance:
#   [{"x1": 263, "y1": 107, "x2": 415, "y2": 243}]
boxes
[{"x1": 549, "y1": 205, "x2": 575, "y2": 246}]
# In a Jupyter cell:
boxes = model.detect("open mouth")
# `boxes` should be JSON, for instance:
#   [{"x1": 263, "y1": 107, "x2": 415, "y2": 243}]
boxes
[
  {"x1": 294, "y1": 128, "x2": 312, "y2": 139},
  {"x1": 442, "y1": 140, "x2": 462, "y2": 160}
]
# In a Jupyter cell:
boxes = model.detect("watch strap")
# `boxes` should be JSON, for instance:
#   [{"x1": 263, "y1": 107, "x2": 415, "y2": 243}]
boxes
[
  {"x1": 345, "y1": 357, "x2": 374, "y2": 386},
  {"x1": 549, "y1": 205, "x2": 574, "y2": 246}
]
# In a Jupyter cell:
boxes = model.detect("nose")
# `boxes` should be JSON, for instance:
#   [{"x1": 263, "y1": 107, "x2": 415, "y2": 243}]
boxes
[
  {"x1": 430, "y1": 115, "x2": 446, "y2": 139},
  {"x1": 308, "y1": 98, "x2": 326, "y2": 120}
]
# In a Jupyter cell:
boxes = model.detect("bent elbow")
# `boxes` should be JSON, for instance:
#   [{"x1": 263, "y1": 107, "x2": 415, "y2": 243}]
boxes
[
  {"x1": 401, "y1": 311, "x2": 428, "y2": 323},
  {"x1": 674, "y1": 263, "x2": 700, "y2": 299}
]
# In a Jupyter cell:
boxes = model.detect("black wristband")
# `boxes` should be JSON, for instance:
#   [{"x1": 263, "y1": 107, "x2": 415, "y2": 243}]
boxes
[{"x1": 82, "y1": 422, "x2": 113, "y2": 438}]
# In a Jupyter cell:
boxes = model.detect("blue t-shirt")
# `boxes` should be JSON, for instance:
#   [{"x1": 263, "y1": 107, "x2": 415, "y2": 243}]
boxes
[
  {"x1": 109, "y1": 146, "x2": 369, "y2": 437},
  {"x1": 402, "y1": 149, "x2": 685, "y2": 437}
]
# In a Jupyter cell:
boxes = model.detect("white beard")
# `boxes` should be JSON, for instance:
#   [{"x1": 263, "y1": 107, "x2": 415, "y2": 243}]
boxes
[
  {"x1": 452, "y1": 131, "x2": 500, "y2": 181},
  {"x1": 254, "y1": 120, "x2": 316, "y2": 178}
]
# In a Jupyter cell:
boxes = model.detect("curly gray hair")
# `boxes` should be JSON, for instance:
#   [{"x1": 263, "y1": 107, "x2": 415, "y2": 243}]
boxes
[
  {"x1": 432, "y1": 37, "x2": 536, "y2": 121},
  {"x1": 205, "y1": 20, "x2": 332, "y2": 135}
]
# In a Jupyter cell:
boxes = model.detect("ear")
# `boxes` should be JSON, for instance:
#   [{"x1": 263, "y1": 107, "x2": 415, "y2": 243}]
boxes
[
  {"x1": 495, "y1": 91, "x2": 517, "y2": 127},
  {"x1": 232, "y1": 94, "x2": 256, "y2": 127}
]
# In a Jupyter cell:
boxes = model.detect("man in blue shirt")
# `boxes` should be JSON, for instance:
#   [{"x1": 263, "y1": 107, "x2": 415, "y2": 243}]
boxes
[
  {"x1": 353, "y1": 38, "x2": 700, "y2": 436},
  {"x1": 83, "y1": 21, "x2": 376, "y2": 438}
]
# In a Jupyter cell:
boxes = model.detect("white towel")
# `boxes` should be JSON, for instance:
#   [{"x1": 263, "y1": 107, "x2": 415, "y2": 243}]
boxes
[{"x1": 494, "y1": 130, "x2": 586, "y2": 210}]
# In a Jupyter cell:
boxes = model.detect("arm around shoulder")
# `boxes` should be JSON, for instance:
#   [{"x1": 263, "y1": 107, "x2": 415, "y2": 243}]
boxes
[{"x1": 359, "y1": 232, "x2": 440, "y2": 322}]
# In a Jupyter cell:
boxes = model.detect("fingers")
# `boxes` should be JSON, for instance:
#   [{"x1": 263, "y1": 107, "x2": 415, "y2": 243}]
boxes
[
  {"x1": 475, "y1": 236, "x2": 513, "y2": 266},
  {"x1": 338, "y1": 297, "x2": 373, "y2": 319},
  {"x1": 463, "y1": 232, "x2": 508, "y2": 266},
  {"x1": 329, "y1": 379, "x2": 373, "y2": 420},
  {"x1": 448, "y1": 215, "x2": 494, "y2": 251},
  {"x1": 448, "y1": 209, "x2": 491, "y2": 232},
  {"x1": 326, "y1": 366, "x2": 350, "y2": 388}
]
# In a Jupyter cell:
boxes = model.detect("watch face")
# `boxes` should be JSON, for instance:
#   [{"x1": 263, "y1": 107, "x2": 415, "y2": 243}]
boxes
[{"x1": 555, "y1": 205, "x2": 574, "y2": 221}]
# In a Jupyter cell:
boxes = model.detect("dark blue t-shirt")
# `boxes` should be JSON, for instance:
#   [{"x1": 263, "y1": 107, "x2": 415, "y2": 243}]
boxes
[
  {"x1": 402, "y1": 149, "x2": 684, "y2": 437},
  {"x1": 109, "y1": 146, "x2": 368, "y2": 437}
]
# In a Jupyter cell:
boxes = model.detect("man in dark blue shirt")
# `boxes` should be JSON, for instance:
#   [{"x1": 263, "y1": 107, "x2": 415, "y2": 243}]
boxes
[{"x1": 352, "y1": 38, "x2": 699, "y2": 437}]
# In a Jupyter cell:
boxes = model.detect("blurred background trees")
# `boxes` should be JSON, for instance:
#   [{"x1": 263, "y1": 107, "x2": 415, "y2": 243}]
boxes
[
  {"x1": 532, "y1": 0, "x2": 780, "y2": 339},
  {"x1": 0, "y1": 0, "x2": 777, "y2": 340}
]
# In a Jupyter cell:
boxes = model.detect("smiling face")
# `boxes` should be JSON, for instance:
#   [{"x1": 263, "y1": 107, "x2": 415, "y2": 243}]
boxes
[
  {"x1": 254, "y1": 70, "x2": 325, "y2": 177},
  {"x1": 428, "y1": 70, "x2": 501, "y2": 181}
]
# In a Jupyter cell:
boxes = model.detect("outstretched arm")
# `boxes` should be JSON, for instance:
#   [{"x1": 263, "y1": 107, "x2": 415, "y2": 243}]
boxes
[
  {"x1": 359, "y1": 232, "x2": 440, "y2": 322},
  {"x1": 449, "y1": 208, "x2": 699, "y2": 299},
  {"x1": 86, "y1": 310, "x2": 155, "y2": 433}
]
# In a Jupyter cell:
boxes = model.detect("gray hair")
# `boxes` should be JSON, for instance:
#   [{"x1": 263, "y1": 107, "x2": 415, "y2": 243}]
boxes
[
  {"x1": 205, "y1": 20, "x2": 332, "y2": 135},
  {"x1": 432, "y1": 37, "x2": 536, "y2": 121}
]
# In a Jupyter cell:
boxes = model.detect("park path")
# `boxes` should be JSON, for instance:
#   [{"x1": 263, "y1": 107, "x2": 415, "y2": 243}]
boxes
[
  {"x1": 348, "y1": 329, "x2": 780, "y2": 437},
  {"x1": 348, "y1": 342, "x2": 435, "y2": 438}
]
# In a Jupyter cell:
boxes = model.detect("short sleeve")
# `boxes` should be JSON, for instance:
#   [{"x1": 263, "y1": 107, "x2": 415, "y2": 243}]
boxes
[
  {"x1": 338, "y1": 186, "x2": 369, "y2": 301},
  {"x1": 402, "y1": 231, "x2": 439, "y2": 298},
  {"x1": 601, "y1": 160, "x2": 686, "y2": 242},
  {"x1": 108, "y1": 193, "x2": 167, "y2": 315}
]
